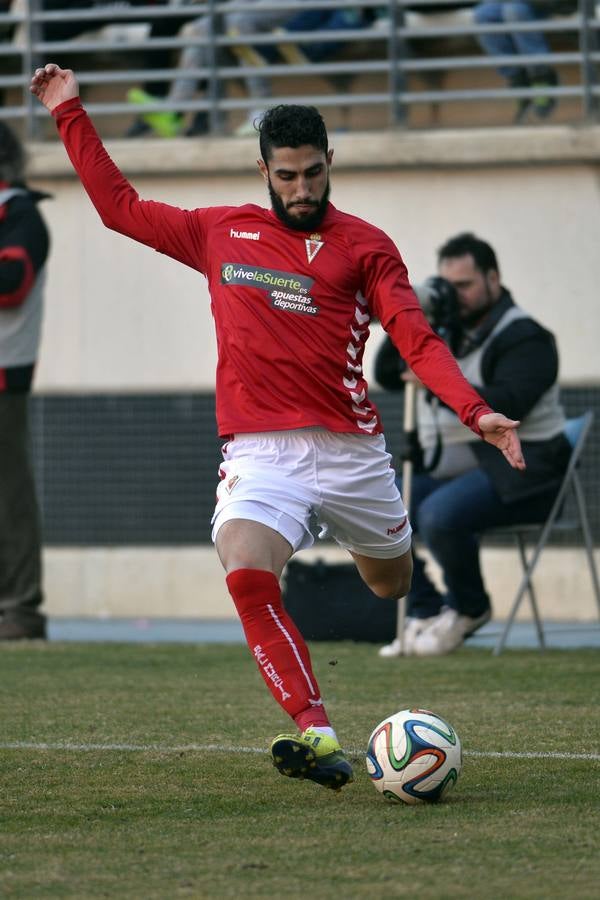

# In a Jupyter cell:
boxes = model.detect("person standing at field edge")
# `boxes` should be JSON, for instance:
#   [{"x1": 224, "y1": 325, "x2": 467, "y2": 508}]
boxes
[
  {"x1": 30, "y1": 63, "x2": 525, "y2": 790},
  {"x1": 0, "y1": 122, "x2": 50, "y2": 641}
]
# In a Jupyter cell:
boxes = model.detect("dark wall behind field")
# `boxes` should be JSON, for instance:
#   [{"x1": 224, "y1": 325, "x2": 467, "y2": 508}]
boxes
[{"x1": 30, "y1": 388, "x2": 600, "y2": 546}]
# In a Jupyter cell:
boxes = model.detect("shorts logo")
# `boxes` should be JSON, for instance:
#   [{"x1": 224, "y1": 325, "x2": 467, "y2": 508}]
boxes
[
  {"x1": 225, "y1": 474, "x2": 240, "y2": 494},
  {"x1": 387, "y1": 516, "x2": 407, "y2": 536}
]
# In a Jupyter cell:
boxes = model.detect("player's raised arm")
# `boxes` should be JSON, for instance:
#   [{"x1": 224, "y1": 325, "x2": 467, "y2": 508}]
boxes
[
  {"x1": 29, "y1": 62, "x2": 157, "y2": 245},
  {"x1": 29, "y1": 64, "x2": 205, "y2": 272},
  {"x1": 30, "y1": 64, "x2": 79, "y2": 112}
]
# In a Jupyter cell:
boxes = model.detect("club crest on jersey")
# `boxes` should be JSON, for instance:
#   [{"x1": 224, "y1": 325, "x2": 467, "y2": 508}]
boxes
[{"x1": 305, "y1": 234, "x2": 324, "y2": 264}]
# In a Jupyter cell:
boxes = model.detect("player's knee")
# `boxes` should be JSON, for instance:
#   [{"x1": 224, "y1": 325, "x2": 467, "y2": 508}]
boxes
[
  {"x1": 368, "y1": 568, "x2": 412, "y2": 600},
  {"x1": 396, "y1": 569, "x2": 413, "y2": 599}
]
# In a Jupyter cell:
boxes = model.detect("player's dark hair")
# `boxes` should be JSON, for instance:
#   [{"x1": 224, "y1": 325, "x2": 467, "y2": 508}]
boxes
[
  {"x1": 437, "y1": 232, "x2": 499, "y2": 275},
  {"x1": 259, "y1": 105, "x2": 328, "y2": 162},
  {"x1": 0, "y1": 121, "x2": 25, "y2": 184}
]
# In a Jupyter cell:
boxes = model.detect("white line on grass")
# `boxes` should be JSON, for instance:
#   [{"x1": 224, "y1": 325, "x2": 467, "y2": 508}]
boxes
[
  {"x1": 465, "y1": 749, "x2": 600, "y2": 761},
  {"x1": 1, "y1": 741, "x2": 599, "y2": 761}
]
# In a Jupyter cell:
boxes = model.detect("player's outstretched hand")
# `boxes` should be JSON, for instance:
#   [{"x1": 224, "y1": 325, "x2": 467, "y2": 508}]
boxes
[
  {"x1": 478, "y1": 413, "x2": 526, "y2": 470},
  {"x1": 30, "y1": 64, "x2": 78, "y2": 112}
]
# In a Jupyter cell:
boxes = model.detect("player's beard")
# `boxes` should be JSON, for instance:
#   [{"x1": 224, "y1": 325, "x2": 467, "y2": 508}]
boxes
[{"x1": 268, "y1": 177, "x2": 330, "y2": 231}]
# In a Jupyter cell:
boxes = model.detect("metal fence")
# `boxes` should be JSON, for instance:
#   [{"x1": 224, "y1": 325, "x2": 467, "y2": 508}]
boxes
[{"x1": 1, "y1": 0, "x2": 599, "y2": 137}]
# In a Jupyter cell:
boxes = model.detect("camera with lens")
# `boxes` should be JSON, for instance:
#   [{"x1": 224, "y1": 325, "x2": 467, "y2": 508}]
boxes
[
  {"x1": 373, "y1": 275, "x2": 464, "y2": 396},
  {"x1": 414, "y1": 275, "x2": 462, "y2": 354}
]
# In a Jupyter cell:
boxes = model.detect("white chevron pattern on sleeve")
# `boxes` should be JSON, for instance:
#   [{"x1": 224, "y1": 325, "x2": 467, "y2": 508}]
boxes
[
  {"x1": 341, "y1": 294, "x2": 377, "y2": 432},
  {"x1": 357, "y1": 416, "x2": 378, "y2": 432}
]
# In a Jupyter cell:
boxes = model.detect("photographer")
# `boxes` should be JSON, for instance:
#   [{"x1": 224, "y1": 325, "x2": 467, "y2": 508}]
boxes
[{"x1": 375, "y1": 232, "x2": 570, "y2": 655}]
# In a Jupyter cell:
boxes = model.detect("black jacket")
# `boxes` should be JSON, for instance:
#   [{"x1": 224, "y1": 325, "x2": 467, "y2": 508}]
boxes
[
  {"x1": 0, "y1": 185, "x2": 50, "y2": 391},
  {"x1": 374, "y1": 292, "x2": 571, "y2": 504}
]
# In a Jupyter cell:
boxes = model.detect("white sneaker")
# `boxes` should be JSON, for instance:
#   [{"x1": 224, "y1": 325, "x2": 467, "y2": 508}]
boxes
[
  {"x1": 234, "y1": 119, "x2": 256, "y2": 138},
  {"x1": 412, "y1": 607, "x2": 491, "y2": 656},
  {"x1": 378, "y1": 616, "x2": 438, "y2": 657}
]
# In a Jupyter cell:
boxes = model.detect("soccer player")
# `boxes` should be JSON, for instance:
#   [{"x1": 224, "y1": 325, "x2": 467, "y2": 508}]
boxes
[{"x1": 30, "y1": 63, "x2": 525, "y2": 792}]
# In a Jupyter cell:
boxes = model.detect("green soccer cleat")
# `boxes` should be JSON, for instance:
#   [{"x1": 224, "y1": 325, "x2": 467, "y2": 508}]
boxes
[{"x1": 270, "y1": 728, "x2": 354, "y2": 791}]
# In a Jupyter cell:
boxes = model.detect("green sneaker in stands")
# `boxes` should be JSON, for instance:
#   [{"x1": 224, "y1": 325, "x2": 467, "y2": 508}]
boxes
[
  {"x1": 270, "y1": 728, "x2": 354, "y2": 791},
  {"x1": 126, "y1": 88, "x2": 183, "y2": 138},
  {"x1": 531, "y1": 68, "x2": 558, "y2": 120},
  {"x1": 532, "y1": 88, "x2": 557, "y2": 119}
]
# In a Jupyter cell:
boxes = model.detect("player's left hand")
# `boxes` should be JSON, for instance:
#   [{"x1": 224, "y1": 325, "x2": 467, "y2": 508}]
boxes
[{"x1": 478, "y1": 413, "x2": 526, "y2": 470}]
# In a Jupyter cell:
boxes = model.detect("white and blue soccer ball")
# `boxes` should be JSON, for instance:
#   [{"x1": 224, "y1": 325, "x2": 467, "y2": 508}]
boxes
[{"x1": 366, "y1": 708, "x2": 462, "y2": 804}]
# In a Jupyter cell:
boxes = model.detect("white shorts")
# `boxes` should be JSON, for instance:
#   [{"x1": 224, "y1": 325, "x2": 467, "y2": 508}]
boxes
[{"x1": 211, "y1": 429, "x2": 412, "y2": 559}]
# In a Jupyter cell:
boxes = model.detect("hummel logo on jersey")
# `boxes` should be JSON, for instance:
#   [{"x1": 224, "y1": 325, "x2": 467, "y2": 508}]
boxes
[
  {"x1": 305, "y1": 233, "x2": 324, "y2": 264},
  {"x1": 230, "y1": 227, "x2": 260, "y2": 241}
]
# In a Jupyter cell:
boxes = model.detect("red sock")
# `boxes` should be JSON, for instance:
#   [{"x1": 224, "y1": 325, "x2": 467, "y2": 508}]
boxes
[{"x1": 226, "y1": 568, "x2": 331, "y2": 732}]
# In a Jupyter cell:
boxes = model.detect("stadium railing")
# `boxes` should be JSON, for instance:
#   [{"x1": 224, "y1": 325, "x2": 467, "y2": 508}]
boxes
[{"x1": 1, "y1": 0, "x2": 599, "y2": 137}]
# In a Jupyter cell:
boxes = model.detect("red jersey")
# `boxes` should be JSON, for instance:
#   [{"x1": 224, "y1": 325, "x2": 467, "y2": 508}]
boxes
[{"x1": 53, "y1": 99, "x2": 492, "y2": 438}]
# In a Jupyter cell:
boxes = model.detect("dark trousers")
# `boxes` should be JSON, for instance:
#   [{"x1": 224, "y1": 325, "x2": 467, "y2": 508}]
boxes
[
  {"x1": 401, "y1": 467, "x2": 557, "y2": 619},
  {"x1": 0, "y1": 393, "x2": 44, "y2": 622}
]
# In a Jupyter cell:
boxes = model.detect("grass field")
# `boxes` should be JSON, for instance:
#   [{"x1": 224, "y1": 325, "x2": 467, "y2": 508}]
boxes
[{"x1": 1, "y1": 640, "x2": 599, "y2": 899}]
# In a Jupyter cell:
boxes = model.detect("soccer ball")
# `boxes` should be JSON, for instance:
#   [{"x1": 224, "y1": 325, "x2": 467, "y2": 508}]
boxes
[{"x1": 366, "y1": 708, "x2": 462, "y2": 804}]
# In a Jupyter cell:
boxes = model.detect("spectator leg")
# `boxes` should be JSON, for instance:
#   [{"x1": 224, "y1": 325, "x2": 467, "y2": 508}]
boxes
[
  {"x1": 169, "y1": 17, "x2": 211, "y2": 104},
  {"x1": 416, "y1": 467, "x2": 558, "y2": 619},
  {"x1": 473, "y1": 0, "x2": 522, "y2": 80},
  {"x1": 226, "y1": 0, "x2": 303, "y2": 129}
]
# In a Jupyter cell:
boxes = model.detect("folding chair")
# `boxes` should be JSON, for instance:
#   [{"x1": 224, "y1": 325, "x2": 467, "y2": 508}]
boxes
[{"x1": 491, "y1": 411, "x2": 600, "y2": 655}]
